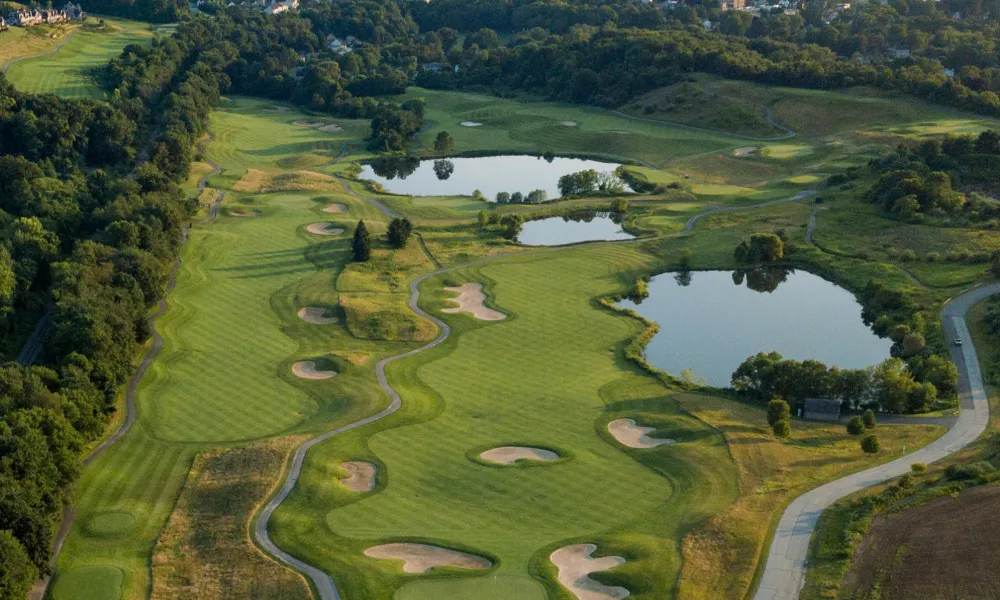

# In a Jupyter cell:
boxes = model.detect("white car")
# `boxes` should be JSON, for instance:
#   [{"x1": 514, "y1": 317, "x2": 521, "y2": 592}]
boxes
[{"x1": 954, "y1": 338, "x2": 962, "y2": 346}]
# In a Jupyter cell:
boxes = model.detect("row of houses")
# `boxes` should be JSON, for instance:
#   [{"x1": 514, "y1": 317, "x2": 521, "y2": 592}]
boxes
[
  {"x1": 214, "y1": 0, "x2": 298, "y2": 14},
  {"x1": 2, "y1": 3, "x2": 85, "y2": 28}
]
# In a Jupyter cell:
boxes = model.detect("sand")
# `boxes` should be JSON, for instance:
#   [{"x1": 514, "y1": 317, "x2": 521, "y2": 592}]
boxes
[
  {"x1": 441, "y1": 283, "x2": 506, "y2": 321},
  {"x1": 460, "y1": 121, "x2": 483, "y2": 127},
  {"x1": 323, "y1": 203, "x2": 348, "y2": 213},
  {"x1": 480, "y1": 446, "x2": 558, "y2": 464},
  {"x1": 292, "y1": 361, "x2": 337, "y2": 380},
  {"x1": 319, "y1": 124, "x2": 343, "y2": 132},
  {"x1": 550, "y1": 544, "x2": 629, "y2": 600},
  {"x1": 292, "y1": 120, "x2": 326, "y2": 127},
  {"x1": 229, "y1": 210, "x2": 261, "y2": 217},
  {"x1": 298, "y1": 307, "x2": 338, "y2": 324},
  {"x1": 307, "y1": 222, "x2": 345, "y2": 236},
  {"x1": 733, "y1": 146, "x2": 758, "y2": 157},
  {"x1": 339, "y1": 461, "x2": 376, "y2": 492},
  {"x1": 561, "y1": 121, "x2": 578, "y2": 126},
  {"x1": 364, "y1": 543, "x2": 492, "y2": 573},
  {"x1": 607, "y1": 418, "x2": 674, "y2": 449}
]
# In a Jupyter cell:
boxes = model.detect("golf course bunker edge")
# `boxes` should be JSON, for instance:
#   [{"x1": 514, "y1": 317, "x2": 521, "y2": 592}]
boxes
[
  {"x1": 551, "y1": 543, "x2": 630, "y2": 600},
  {"x1": 442, "y1": 283, "x2": 506, "y2": 321},
  {"x1": 323, "y1": 202, "x2": 348, "y2": 213},
  {"x1": 297, "y1": 307, "x2": 338, "y2": 324},
  {"x1": 292, "y1": 361, "x2": 337, "y2": 380},
  {"x1": 364, "y1": 543, "x2": 492, "y2": 573},
  {"x1": 306, "y1": 222, "x2": 345, "y2": 236},
  {"x1": 607, "y1": 418, "x2": 675, "y2": 449},
  {"x1": 479, "y1": 446, "x2": 559, "y2": 464},
  {"x1": 339, "y1": 461, "x2": 376, "y2": 492}
]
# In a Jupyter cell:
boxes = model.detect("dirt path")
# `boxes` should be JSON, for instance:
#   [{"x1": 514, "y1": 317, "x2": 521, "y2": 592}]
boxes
[
  {"x1": 753, "y1": 283, "x2": 997, "y2": 600},
  {"x1": 16, "y1": 311, "x2": 53, "y2": 367},
  {"x1": 27, "y1": 145, "x2": 225, "y2": 600},
  {"x1": 2, "y1": 30, "x2": 77, "y2": 74}
]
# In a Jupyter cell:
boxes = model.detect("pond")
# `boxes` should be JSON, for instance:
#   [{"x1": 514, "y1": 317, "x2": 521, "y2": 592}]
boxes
[
  {"x1": 358, "y1": 155, "x2": 630, "y2": 200},
  {"x1": 617, "y1": 269, "x2": 892, "y2": 386},
  {"x1": 516, "y1": 212, "x2": 635, "y2": 246}
]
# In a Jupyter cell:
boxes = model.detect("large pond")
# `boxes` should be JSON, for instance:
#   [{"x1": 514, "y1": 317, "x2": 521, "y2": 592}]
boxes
[
  {"x1": 617, "y1": 269, "x2": 892, "y2": 386},
  {"x1": 358, "y1": 155, "x2": 630, "y2": 200},
  {"x1": 516, "y1": 212, "x2": 635, "y2": 246}
]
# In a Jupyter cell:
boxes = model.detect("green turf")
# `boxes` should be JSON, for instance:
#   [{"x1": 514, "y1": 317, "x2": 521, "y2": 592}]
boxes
[
  {"x1": 51, "y1": 566, "x2": 124, "y2": 600},
  {"x1": 5, "y1": 17, "x2": 158, "y2": 99}
]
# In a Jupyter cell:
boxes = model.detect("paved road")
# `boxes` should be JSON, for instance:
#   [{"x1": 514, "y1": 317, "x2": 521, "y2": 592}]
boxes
[
  {"x1": 16, "y1": 312, "x2": 53, "y2": 367},
  {"x1": 753, "y1": 283, "x2": 997, "y2": 600},
  {"x1": 2, "y1": 31, "x2": 77, "y2": 73}
]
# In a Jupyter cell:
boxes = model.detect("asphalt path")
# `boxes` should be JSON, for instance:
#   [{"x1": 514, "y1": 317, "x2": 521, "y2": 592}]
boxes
[{"x1": 753, "y1": 283, "x2": 998, "y2": 600}]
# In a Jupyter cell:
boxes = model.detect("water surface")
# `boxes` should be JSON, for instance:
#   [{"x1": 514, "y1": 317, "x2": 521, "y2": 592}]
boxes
[
  {"x1": 617, "y1": 269, "x2": 891, "y2": 386},
  {"x1": 359, "y1": 155, "x2": 628, "y2": 200},
  {"x1": 516, "y1": 213, "x2": 634, "y2": 246}
]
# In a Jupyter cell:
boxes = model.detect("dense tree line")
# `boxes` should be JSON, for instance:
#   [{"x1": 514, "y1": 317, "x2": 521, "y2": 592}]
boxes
[
  {"x1": 410, "y1": 0, "x2": 662, "y2": 35},
  {"x1": 732, "y1": 351, "x2": 956, "y2": 414},
  {"x1": 864, "y1": 130, "x2": 1000, "y2": 221},
  {"x1": 79, "y1": 0, "x2": 186, "y2": 22}
]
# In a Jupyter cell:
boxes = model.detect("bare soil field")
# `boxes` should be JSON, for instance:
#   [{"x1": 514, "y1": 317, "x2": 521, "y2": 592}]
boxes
[{"x1": 843, "y1": 485, "x2": 1000, "y2": 600}]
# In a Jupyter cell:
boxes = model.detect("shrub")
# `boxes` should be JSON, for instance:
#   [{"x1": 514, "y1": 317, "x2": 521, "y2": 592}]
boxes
[
  {"x1": 910, "y1": 462, "x2": 927, "y2": 473},
  {"x1": 767, "y1": 399, "x2": 791, "y2": 427},
  {"x1": 862, "y1": 409, "x2": 876, "y2": 429},
  {"x1": 861, "y1": 434, "x2": 880, "y2": 454},
  {"x1": 772, "y1": 419, "x2": 791, "y2": 438},
  {"x1": 846, "y1": 415, "x2": 865, "y2": 435}
]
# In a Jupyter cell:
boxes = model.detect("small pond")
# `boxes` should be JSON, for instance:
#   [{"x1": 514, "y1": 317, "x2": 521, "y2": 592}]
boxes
[
  {"x1": 516, "y1": 212, "x2": 635, "y2": 246},
  {"x1": 359, "y1": 155, "x2": 630, "y2": 200},
  {"x1": 617, "y1": 269, "x2": 892, "y2": 386}
]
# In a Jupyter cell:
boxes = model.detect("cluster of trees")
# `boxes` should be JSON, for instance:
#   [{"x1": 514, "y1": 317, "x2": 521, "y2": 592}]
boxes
[
  {"x1": 79, "y1": 0, "x2": 186, "y2": 21},
  {"x1": 731, "y1": 350, "x2": 956, "y2": 414},
  {"x1": 734, "y1": 233, "x2": 785, "y2": 264},
  {"x1": 495, "y1": 189, "x2": 549, "y2": 204},
  {"x1": 557, "y1": 169, "x2": 624, "y2": 196},
  {"x1": 387, "y1": 217, "x2": 413, "y2": 248},
  {"x1": 410, "y1": 0, "x2": 662, "y2": 35},
  {"x1": 864, "y1": 131, "x2": 1000, "y2": 220},
  {"x1": 368, "y1": 99, "x2": 425, "y2": 152}
]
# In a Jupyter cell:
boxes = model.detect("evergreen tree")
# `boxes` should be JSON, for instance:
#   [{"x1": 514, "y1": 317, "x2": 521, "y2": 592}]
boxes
[
  {"x1": 387, "y1": 217, "x2": 413, "y2": 249},
  {"x1": 352, "y1": 220, "x2": 372, "y2": 262}
]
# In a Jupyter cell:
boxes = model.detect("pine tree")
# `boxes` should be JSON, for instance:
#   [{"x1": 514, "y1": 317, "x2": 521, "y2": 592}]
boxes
[
  {"x1": 387, "y1": 217, "x2": 413, "y2": 249},
  {"x1": 352, "y1": 220, "x2": 372, "y2": 262}
]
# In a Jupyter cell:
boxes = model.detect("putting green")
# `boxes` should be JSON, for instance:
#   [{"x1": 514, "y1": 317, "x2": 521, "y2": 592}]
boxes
[
  {"x1": 86, "y1": 511, "x2": 136, "y2": 537},
  {"x1": 395, "y1": 573, "x2": 546, "y2": 600}
]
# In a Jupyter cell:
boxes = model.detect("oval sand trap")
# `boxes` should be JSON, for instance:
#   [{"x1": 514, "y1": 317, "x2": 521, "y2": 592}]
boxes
[
  {"x1": 733, "y1": 146, "x2": 758, "y2": 157},
  {"x1": 323, "y1": 202, "x2": 348, "y2": 213},
  {"x1": 480, "y1": 446, "x2": 558, "y2": 464},
  {"x1": 607, "y1": 418, "x2": 674, "y2": 449},
  {"x1": 319, "y1": 124, "x2": 343, "y2": 132},
  {"x1": 365, "y1": 543, "x2": 492, "y2": 573},
  {"x1": 340, "y1": 461, "x2": 376, "y2": 492},
  {"x1": 230, "y1": 210, "x2": 261, "y2": 217},
  {"x1": 298, "y1": 307, "x2": 338, "y2": 324},
  {"x1": 561, "y1": 121, "x2": 578, "y2": 127},
  {"x1": 292, "y1": 361, "x2": 337, "y2": 379},
  {"x1": 551, "y1": 544, "x2": 629, "y2": 600},
  {"x1": 460, "y1": 121, "x2": 483, "y2": 127},
  {"x1": 307, "y1": 222, "x2": 345, "y2": 236},
  {"x1": 442, "y1": 283, "x2": 506, "y2": 321}
]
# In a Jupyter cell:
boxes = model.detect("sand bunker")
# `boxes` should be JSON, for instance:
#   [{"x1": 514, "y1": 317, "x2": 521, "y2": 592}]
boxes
[
  {"x1": 733, "y1": 146, "x2": 758, "y2": 157},
  {"x1": 323, "y1": 203, "x2": 348, "y2": 213},
  {"x1": 561, "y1": 121, "x2": 578, "y2": 127},
  {"x1": 339, "y1": 461, "x2": 376, "y2": 492},
  {"x1": 292, "y1": 361, "x2": 337, "y2": 380},
  {"x1": 229, "y1": 210, "x2": 261, "y2": 217},
  {"x1": 307, "y1": 222, "x2": 345, "y2": 236},
  {"x1": 551, "y1": 544, "x2": 629, "y2": 600},
  {"x1": 607, "y1": 418, "x2": 674, "y2": 449},
  {"x1": 442, "y1": 283, "x2": 506, "y2": 321},
  {"x1": 480, "y1": 446, "x2": 558, "y2": 464},
  {"x1": 365, "y1": 543, "x2": 492, "y2": 573},
  {"x1": 460, "y1": 121, "x2": 483, "y2": 127},
  {"x1": 298, "y1": 307, "x2": 338, "y2": 324},
  {"x1": 319, "y1": 124, "x2": 343, "y2": 132},
  {"x1": 292, "y1": 120, "x2": 327, "y2": 127}
]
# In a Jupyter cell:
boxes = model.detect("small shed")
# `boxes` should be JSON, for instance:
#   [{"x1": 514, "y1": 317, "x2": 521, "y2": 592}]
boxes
[{"x1": 803, "y1": 397, "x2": 843, "y2": 421}]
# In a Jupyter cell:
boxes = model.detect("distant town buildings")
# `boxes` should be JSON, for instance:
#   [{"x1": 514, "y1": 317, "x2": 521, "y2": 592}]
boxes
[{"x1": 4, "y1": 3, "x2": 85, "y2": 27}]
